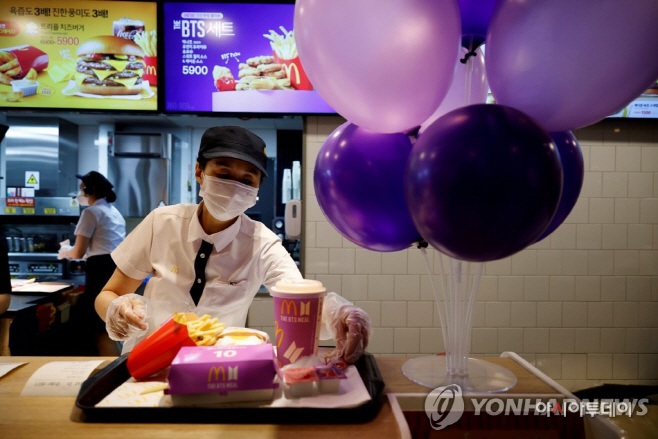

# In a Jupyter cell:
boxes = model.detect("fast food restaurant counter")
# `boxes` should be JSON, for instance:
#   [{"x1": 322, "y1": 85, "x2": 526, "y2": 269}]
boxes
[{"x1": 0, "y1": 354, "x2": 622, "y2": 438}]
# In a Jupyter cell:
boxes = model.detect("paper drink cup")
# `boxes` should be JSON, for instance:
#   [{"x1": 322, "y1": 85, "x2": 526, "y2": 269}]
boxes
[
  {"x1": 270, "y1": 279, "x2": 326, "y2": 367},
  {"x1": 126, "y1": 315, "x2": 197, "y2": 380},
  {"x1": 273, "y1": 53, "x2": 313, "y2": 90}
]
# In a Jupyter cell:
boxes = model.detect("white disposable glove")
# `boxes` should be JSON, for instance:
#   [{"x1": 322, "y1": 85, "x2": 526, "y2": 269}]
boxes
[
  {"x1": 320, "y1": 292, "x2": 372, "y2": 364},
  {"x1": 105, "y1": 293, "x2": 149, "y2": 341},
  {"x1": 57, "y1": 239, "x2": 73, "y2": 260}
]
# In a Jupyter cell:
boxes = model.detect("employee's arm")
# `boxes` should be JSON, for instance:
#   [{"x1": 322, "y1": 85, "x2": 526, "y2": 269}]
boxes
[
  {"x1": 66, "y1": 234, "x2": 90, "y2": 260},
  {"x1": 0, "y1": 294, "x2": 9, "y2": 315},
  {"x1": 95, "y1": 267, "x2": 144, "y2": 325}
]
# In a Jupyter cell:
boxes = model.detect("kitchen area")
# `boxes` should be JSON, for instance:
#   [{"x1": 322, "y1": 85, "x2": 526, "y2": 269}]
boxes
[
  {"x1": 0, "y1": 0, "x2": 656, "y2": 437},
  {"x1": 0, "y1": 111, "x2": 304, "y2": 356}
]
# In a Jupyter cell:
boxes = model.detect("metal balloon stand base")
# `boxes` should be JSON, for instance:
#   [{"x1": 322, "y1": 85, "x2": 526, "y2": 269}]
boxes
[
  {"x1": 402, "y1": 356, "x2": 517, "y2": 393},
  {"x1": 402, "y1": 248, "x2": 517, "y2": 393}
]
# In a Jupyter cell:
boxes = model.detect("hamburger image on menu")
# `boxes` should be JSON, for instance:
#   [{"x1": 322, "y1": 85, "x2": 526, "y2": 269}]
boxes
[{"x1": 76, "y1": 36, "x2": 145, "y2": 96}]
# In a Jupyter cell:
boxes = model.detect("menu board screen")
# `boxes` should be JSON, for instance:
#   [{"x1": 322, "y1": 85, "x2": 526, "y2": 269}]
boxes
[
  {"x1": 0, "y1": 1, "x2": 157, "y2": 110},
  {"x1": 163, "y1": 2, "x2": 334, "y2": 114},
  {"x1": 608, "y1": 81, "x2": 658, "y2": 118}
]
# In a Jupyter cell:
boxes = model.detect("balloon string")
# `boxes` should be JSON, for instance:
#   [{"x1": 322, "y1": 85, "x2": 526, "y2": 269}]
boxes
[
  {"x1": 463, "y1": 262, "x2": 483, "y2": 364},
  {"x1": 459, "y1": 50, "x2": 478, "y2": 64},
  {"x1": 459, "y1": 34, "x2": 477, "y2": 64},
  {"x1": 419, "y1": 246, "x2": 448, "y2": 359}
]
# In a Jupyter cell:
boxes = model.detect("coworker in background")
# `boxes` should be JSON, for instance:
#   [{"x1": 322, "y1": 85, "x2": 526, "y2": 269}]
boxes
[
  {"x1": 60, "y1": 171, "x2": 126, "y2": 356},
  {"x1": 95, "y1": 126, "x2": 371, "y2": 364},
  {"x1": 0, "y1": 126, "x2": 10, "y2": 316},
  {"x1": 0, "y1": 230, "x2": 10, "y2": 315}
]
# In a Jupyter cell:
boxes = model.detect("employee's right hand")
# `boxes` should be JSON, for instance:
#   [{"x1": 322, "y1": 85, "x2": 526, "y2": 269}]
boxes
[{"x1": 105, "y1": 293, "x2": 149, "y2": 341}]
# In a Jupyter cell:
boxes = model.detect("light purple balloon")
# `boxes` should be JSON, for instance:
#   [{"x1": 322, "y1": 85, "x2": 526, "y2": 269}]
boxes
[
  {"x1": 486, "y1": 0, "x2": 658, "y2": 132},
  {"x1": 295, "y1": 0, "x2": 461, "y2": 133},
  {"x1": 419, "y1": 47, "x2": 488, "y2": 134}
]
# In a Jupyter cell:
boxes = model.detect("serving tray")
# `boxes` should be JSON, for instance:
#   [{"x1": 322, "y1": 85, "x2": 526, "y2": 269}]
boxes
[{"x1": 75, "y1": 352, "x2": 385, "y2": 424}]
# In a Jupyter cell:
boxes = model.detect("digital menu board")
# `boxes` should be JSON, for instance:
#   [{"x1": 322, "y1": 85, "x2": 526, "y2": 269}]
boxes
[
  {"x1": 163, "y1": 2, "x2": 334, "y2": 114},
  {"x1": 608, "y1": 81, "x2": 658, "y2": 118},
  {"x1": 0, "y1": 0, "x2": 157, "y2": 111}
]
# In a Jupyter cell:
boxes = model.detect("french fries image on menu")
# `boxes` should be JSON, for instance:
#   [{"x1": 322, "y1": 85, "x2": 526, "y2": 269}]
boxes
[
  {"x1": 0, "y1": 90, "x2": 22, "y2": 102},
  {"x1": 134, "y1": 30, "x2": 157, "y2": 57},
  {"x1": 172, "y1": 312, "x2": 225, "y2": 346},
  {"x1": 263, "y1": 26, "x2": 298, "y2": 60},
  {"x1": 0, "y1": 51, "x2": 19, "y2": 81},
  {"x1": 24, "y1": 68, "x2": 37, "y2": 80}
]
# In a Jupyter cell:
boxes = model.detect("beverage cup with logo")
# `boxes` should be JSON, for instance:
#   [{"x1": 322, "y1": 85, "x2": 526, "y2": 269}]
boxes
[{"x1": 270, "y1": 279, "x2": 326, "y2": 367}]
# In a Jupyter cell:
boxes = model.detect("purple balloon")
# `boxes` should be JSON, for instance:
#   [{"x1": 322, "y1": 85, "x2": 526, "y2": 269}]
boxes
[
  {"x1": 295, "y1": 0, "x2": 461, "y2": 133},
  {"x1": 459, "y1": 0, "x2": 496, "y2": 49},
  {"x1": 486, "y1": 0, "x2": 658, "y2": 132},
  {"x1": 314, "y1": 123, "x2": 419, "y2": 252},
  {"x1": 405, "y1": 104, "x2": 563, "y2": 262},
  {"x1": 534, "y1": 131, "x2": 584, "y2": 242}
]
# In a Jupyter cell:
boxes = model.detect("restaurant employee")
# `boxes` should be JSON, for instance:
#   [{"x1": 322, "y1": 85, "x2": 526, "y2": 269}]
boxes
[
  {"x1": 95, "y1": 126, "x2": 371, "y2": 363},
  {"x1": 61, "y1": 171, "x2": 126, "y2": 355}
]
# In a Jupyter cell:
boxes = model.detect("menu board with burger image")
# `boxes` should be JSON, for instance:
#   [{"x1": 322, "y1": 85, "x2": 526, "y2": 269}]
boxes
[
  {"x1": 0, "y1": 1, "x2": 157, "y2": 110},
  {"x1": 163, "y1": 2, "x2": 334, "y2": 114}
]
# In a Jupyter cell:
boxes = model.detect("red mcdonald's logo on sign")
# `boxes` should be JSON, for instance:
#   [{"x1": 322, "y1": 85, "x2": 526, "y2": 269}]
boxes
[{"x1": 281, "y1": 62, "x2": 301, "y2": 85}]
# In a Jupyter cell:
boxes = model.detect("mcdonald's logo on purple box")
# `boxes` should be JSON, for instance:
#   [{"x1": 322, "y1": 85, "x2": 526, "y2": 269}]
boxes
[{"x1": 168, "y1": 344, "x2": 276, "y2": 396}]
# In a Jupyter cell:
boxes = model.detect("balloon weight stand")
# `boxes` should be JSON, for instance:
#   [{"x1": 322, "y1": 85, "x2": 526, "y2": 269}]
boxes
[{"x1": 402, "y1": 251, "x2": 517, "y2": 393}]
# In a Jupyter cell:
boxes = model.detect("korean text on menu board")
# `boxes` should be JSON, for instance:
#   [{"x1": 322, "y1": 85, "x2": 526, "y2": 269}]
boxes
[
  {"x1": 0, "y1": 1, "x2": 157, "y2": 110},
  {"x1": 163, "y1": 3, "x2": 334, "y2": 114}
]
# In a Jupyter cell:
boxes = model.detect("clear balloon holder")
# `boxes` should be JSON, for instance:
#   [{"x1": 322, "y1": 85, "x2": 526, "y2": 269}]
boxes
[{"x1": 401, "y1": 245, "x2": 517, "y2": 393}]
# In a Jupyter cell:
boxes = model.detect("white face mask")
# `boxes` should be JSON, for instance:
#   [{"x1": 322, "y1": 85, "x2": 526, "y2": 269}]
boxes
[
  {"x1": 199, "y1": 174, "x2": 258, "y2": 221},
  {"x1": 76, "y1": 190, "x2": 90, "y2": 207}
]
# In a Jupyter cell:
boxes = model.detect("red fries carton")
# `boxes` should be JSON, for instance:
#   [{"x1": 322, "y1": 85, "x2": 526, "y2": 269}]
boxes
[
  {"x1": 127, "y1": 313, "x2": 197, "y2": 380},
  {"x1": 2, "y1": 45, "x2": 49, "y2": 78},
  {"x1": 273, "y1": 53, "x2": 312, "y2": 91}
]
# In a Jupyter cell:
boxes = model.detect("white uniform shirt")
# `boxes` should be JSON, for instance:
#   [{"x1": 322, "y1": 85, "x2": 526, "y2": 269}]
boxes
[
  {"x1": 111, "y1": 203, "x2": 302, "y2": 352},
  {"x1": 74, "y1": 198, "x2": 126, "y2": 257}
]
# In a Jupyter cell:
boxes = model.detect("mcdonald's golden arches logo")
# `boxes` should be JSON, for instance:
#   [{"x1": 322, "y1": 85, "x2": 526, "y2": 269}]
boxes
[
  {"x1": 207, "y1": 366, "x2": 238, "y2": 382},
  {"x1": 171, "y1": 266, "x2": 179, "y2": 274},
  {"x1": 281, "y1": 62, "x2": 301, "y2": 85},
  {"x1": 208, "y1": 366, "x2": 225, "y2": 382},
  {"x1": 280, "y1": 299, "x2": 298, "y2": 316}
]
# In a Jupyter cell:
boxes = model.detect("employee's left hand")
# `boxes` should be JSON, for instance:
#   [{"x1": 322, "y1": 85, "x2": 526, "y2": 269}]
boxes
[
  {"x1": 57, "y1": 245, "x2": 73, "y2": 260},
  {"x1": 57, "y1": 239, "x2": 72, "y2": 260},
  {"x1": 331, "y1": 304, "x2": 371, "y2": 364}
]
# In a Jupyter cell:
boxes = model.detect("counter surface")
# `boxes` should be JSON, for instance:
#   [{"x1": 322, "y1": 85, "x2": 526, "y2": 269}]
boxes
[
  {"x1": 0, "y1": 355, "x2": 560, "y2": 438},
  {"x1": 0, "y1": 356, "x2": 398, "y2": 438}
]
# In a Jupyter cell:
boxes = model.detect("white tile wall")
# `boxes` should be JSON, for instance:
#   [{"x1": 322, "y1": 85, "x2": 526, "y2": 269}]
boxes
[{"x1": 297, "y1": 117, "x2": 658, "y2": 392}]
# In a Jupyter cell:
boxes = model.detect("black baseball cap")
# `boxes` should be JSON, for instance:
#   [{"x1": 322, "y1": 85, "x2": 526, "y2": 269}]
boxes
[
  {"x1": 198, "y1": 126, "x2": 268, "y2": 178},
  {"x1": 76, "y1": 171, "x2": 113, "y2": 190}
]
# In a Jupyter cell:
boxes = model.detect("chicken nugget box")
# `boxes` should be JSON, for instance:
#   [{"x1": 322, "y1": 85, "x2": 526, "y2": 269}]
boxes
[{"x1": 168, "y1": 343, "x2": 278, "y2": 406}]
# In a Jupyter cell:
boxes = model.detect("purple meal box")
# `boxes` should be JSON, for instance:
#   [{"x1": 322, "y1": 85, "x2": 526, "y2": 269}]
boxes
[{"x1": 168, "y1": 343, "x2": 277, "y2": 396}]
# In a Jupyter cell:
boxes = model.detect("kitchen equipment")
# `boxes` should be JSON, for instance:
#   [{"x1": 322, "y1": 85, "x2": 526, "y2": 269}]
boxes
[{"x1": 108, "y1": 132, "x2": 179, "y2": 217}]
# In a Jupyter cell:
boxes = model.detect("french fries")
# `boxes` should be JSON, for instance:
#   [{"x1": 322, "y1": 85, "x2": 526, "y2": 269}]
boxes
[
  {"x1": 134, "y1": 30, "x2": 157, "y2": 57},
  {"x1": 172, "y1": 312, "x2": 225, "y2": 346},
  {"x1": 0, "y1": 90, "x2": 22, "y2": 102},
  {"x1": 0, "y1": 72, "x2": 12, "y2": 85},
  {"x1": 0, "y1": 51, "x2": 14, "y2": 63},
  {"x1": 0, "y1": 58, "x2": 18, "y2": 74},
  {"x1": 263, "y1": 26, "x2": 297, "y2": 60},
  {"x1": 24, "y1": 68, "x2": 37, "y2": 80}
]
